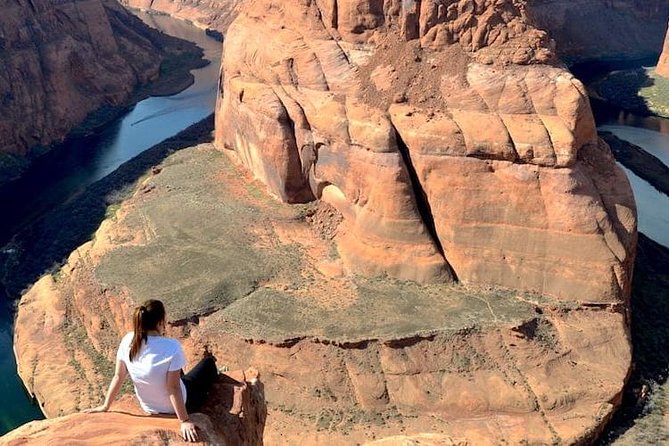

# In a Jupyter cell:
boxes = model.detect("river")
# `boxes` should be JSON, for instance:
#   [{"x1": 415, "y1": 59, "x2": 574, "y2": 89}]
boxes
[
  {"x1": 0, "y1": 12, "x2": 221, "y2": 434},
  {"x1": 0, "y1": 15, "x2": 667, "y2": 440},
  {"x1": 597, "y1": 113, "x2": 669, "y2": 249}
]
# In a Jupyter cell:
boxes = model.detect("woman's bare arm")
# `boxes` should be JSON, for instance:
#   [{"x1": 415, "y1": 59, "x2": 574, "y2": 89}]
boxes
[
  {"x1": 167, "y1": 370, "x2": 198, "y2": 442},
  {"x1": 84, "y1": 359, "x2": 128, "y2": 412}
]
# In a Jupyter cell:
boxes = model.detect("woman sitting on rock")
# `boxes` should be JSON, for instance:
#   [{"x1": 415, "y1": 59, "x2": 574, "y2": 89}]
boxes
[{"x1": 85, "y1": 299, "x2": 218, "y2": 442}]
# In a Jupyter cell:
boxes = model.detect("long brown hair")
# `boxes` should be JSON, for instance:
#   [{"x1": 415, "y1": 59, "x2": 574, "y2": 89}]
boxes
[{"x1": 129, "y1": 299, "x2": 166, "y2": 361}]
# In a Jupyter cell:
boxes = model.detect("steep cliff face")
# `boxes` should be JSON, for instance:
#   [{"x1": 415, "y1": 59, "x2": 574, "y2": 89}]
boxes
[
  {"x1": 0, "y1": 0, "x2": 187, "y2": 160},
  {"x1": 658, "y1": 22, "x2": 669, "y2": 77},
  {"x1": 528, "y1": 0, "x2": 669, "y2": 63},
  {"x1": 215, "y1": 0, "x2": 637, "y2": 301},
  {"x1": 10, "y1": 143, "x2": 633, "y2": 444},
  {"x1": 119, "y1": 0, "x2": 240, "y2": 32}
]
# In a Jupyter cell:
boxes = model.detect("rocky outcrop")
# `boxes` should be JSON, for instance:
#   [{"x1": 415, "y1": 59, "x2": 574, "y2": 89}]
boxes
[
  {"x1": 9, "y1": 142, "x2": 633, "y2": 444},
  {"x1": 657, "y1": 22, "x2": 669, "y2": 77},
  {"x1": 528, "y1": 0, "x2": 669, "y2": 64},
  {"x1": 0, "y1": 410, "x2": 226, "y2": 446},
  {"x1": 120, "y1": 0, "x2": 240, "y2": 33},
  {"x1": 1, "y1": 378, "x2": 264, "y2": 446},
  {"x1": 0, "y1": 0, "x2": 195, "y2": 163},
  {"x1": 215, "y1": 0, "x2": 637, "y2": 301},
  {"x1": 5, "y1": 1, "x2": 642, "y2": 444}
]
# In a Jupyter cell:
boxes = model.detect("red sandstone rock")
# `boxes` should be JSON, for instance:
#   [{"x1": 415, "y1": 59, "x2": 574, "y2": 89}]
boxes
[
  {"x1": 4, "y1": 1, "x2": 645, "y2": 444},
  {"x1": 0, "y1": 411, "x2": 225, "y2": 446},
  {"x1": 215, "y1": 0, "x2": 637, "y2": 300},
  {"x1": 7, "y1": 143, "x2": 633, "y2": 444},
  {"x1": 0, "y1": 0, "x2": 173, "y2": 158},
  {"x1": 657, "y1": 22, "x2": 669, "y2": 78}
]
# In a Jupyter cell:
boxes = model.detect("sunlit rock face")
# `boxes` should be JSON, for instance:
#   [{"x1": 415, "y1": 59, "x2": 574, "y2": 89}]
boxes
[
  {"x1": 0, "y1": 0, "x2": 171, "y2": 157},
  {"x1": 215, "y1": 0, "x2": 637, "y2": 301},
  {"x1": 10, "y1": 143, "x2": 635, "y2": 444}
]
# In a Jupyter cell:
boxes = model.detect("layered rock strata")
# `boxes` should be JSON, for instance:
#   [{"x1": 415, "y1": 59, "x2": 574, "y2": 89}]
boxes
[
  {"x1": 528, "y1": 0, "x2": 669, "y2": 63},
  {"x1": 10, "y1": 144, "x2": 634, "y2": 444},
  {"x1": 120, "y1": 0, "x2": 240, "y2": 33},
  {"x1": 6, "y1": 0, "x2": 641, "y2": 444},
  {"x1": 215, "y1": 0, "x2": 637, "y2": 302},
  {"x1": 657, "y1": 22, "x2": 669, "y2": 78},
  {"x1": 0, "y1": 0, "x2": 188, "y2": 159}
]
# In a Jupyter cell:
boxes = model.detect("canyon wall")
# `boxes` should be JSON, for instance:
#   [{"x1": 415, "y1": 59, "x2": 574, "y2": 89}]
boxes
[
  {"x1": 119, "y1": 0, "x2": 240, "y2": 32},
  {"x1": 215, "y1": 0, "x2": 637, "y2": 301},
  {"x1": 528, "y1": 0, "x2": 669, "y2": 63},
  {"x1": 0, "y1": 0, "x2": 190, "y2": 174},
  {"x1": 658, "y1": 22, "x2": 669, "y2": 77},
  {"x1": 9, "y1": 143, "x2": 634, "y2": 444},
  {"x1": 4, "y1": 0, "x2": 645, "y2": 444}
]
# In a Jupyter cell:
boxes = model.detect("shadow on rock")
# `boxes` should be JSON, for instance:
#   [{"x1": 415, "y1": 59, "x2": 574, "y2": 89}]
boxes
[
  {"x1": 202, "y1": 370, "x2": 267, "y2": 446},
  {"x1": 599, "y1": 233, "x2": 669, "y2": 444},
  {"x1": 590, "y1": 67, "x2": 657, "y2": 117}
]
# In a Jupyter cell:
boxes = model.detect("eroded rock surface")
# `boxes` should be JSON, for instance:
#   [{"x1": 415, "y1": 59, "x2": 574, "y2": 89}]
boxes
[
  {"x1": 215, "y1": 0, "x2": 637, "y2": 301},
  {"x1": 10, "y1": 144, "x2": 633, "y2": 444},
  {"x1": 658, "y1": 22, "x2": 669, "y2": 78}
]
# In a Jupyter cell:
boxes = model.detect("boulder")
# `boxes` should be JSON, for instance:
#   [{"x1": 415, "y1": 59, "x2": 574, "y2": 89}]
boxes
[{"x1": 8, "y1": 143, "x2": 633, "y2": 444}]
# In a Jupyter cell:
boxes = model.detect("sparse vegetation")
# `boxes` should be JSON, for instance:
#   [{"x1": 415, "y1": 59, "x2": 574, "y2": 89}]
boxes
[{"x1": 591, "y1": 67, "x2": 669, "y2": 118}]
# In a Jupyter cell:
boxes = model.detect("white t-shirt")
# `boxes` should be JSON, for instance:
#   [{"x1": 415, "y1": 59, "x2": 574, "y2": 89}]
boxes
[{"x1": 116, "y1": 332, "x2": 188, "y2": 414}]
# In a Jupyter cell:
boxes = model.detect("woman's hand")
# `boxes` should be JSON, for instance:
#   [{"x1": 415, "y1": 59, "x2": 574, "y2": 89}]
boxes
[
  {"x1": 83, "y1": 404, "x2": 109, "y2": 413},
  {"x1": 180, "y1": 420, "x2": 199, "y2": 442}
]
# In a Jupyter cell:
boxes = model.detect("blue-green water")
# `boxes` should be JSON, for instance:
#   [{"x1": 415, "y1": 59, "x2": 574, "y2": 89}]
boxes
[
  {"x1": 598, "y1": 111, "x2": 669, "y2": 249},
  {"x1": 0, "y1": 295, "x2": 43, "y2": 433},
  {"x1": 0, "y1": 12, "x2": 221, "y2": 435}
]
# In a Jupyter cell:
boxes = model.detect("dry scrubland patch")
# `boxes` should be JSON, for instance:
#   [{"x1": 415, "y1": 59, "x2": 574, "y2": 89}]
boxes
[
  {"x1": 14, "y1": 142, "x2": 632, "y2": 444},
  {"x1": 93, "y1": 143, "x2": 555, "y2": 339}
]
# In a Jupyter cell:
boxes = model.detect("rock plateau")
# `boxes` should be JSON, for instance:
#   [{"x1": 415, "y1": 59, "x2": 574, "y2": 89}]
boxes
[
  {"x1": 5, "y1": 0, "x2": 644, "y2": 444},
  {"x1": 11, "y1": 137, "x2": 635, "y2": 444}
]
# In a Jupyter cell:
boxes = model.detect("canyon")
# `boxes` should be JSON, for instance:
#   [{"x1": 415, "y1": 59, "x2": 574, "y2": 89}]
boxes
[
  {"x1": 0, "y1": 0, "x2": 204, "y2": 184},
  {"x1": 4, "y1": 0, "x2": 669, "y2": 444}
]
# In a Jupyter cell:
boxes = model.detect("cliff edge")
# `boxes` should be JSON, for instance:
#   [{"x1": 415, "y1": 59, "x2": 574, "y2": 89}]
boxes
[
  {"x1": 657, "y1": 22, "x2": 669, "y2": 78},
  {"x1": 5, "y1": 0, "x2": 641, "y2": 444}
]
